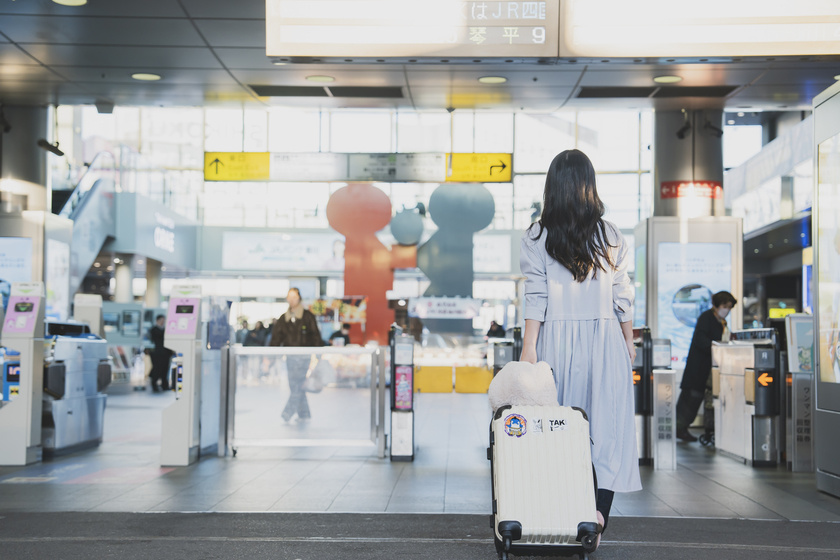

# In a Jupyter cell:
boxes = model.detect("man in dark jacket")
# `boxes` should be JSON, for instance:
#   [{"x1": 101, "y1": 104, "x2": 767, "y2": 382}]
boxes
[
  {"x1": 676, "y1": 290, "x2": 737, "y2": 442},
  {"x1": 149, "y1": 314, "x2": 174, "y2": 392},
  {"x1": 270, "y1": 287, "x2": 323, "y2": 422}
]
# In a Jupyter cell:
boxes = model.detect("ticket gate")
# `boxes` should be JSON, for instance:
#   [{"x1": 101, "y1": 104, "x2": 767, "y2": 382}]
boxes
[
  {"x1": 633, "y1": 329, "x2": 674, "y2": 468},
  {"x1": 160, "y1": 284, "x2": 203, "y2": 467},
  {"x1": 711, "y1": 329, "x2": 782, "y2": 467},
  {"x1": 42, "y1": 321, "x2": 111, "y2": 455},
  {"x1": 633, "y1": 328, "x2": 653, "y2": 465},
  {"x1": 389, "y1": 325, "x2": 415, "y2": 462},
  {"x1": 0, "y1": 283, "x2": 46, "y2": 465}
]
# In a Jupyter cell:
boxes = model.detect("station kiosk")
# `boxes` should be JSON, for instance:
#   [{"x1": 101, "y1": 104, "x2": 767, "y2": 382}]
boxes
[
  {"x1": 160, "y1": 284, "x2": 202, "y2": 466},
  {"x1": 0, "y1": 282, "x2": 45, "y2": 465}
]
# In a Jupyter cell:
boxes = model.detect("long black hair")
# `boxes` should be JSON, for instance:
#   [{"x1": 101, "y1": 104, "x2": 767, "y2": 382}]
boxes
[{"x1": 530, "y1": 149, "x2": 615, "y2": 282}]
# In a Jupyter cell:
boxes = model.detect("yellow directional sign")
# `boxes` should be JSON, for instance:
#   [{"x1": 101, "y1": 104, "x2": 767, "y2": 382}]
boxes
[
  {"x1": 446, "y1": 153, "x2": 512, "y2": 183},
  {"x1": 204, "y1": 152, "x2": 270, "y2": 181}
]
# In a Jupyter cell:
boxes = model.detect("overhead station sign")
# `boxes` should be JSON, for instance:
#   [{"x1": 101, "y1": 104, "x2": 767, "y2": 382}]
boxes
[
  {"x1": 266, "y1": 0, "x2": 560, "y2": 58},
  {"x1": 204, "y1": 152, "x2": 512, "y2": 183},
  {"x1": 561, "y1": 0, "x2": 840, "y2": 57}
]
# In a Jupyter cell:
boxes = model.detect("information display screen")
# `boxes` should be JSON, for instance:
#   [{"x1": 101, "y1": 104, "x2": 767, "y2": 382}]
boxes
[
  {"x1": 14, "y1": 302, "x2": 33, "y2": 313},
  {"x1": 175, "y1": 305, "x2": 195, "y2": 314},
  {"x1": 817, "y1": 130, "x2": 840, "y2": 387},
  {"x1": 5, "y1": 362, "x2": 20, "y2": 383},
  {"x1": 266, "y1": 0, "x2": 560, "y2": 58}
]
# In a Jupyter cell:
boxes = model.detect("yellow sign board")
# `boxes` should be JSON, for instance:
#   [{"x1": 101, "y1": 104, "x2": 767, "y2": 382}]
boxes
[
  {"x1": 204, "y1": 152, "x2": 269, "y2": 181},
  {"x1": 446, "y1": 153, "x2": 512, "y2": 183}
]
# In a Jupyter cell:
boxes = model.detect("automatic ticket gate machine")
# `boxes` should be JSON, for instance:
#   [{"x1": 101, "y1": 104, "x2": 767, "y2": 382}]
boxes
[
  {"x1": 390, "y1": 324, "x2": 415, "y2": 461},
  {"x1": 633, "y1": 328, "x2": 653, "y2": 465},
  {"x1": 712, "y1": 329, "x2": 782, "y2": 467},
  {"x1": 160, "y1": 284, "x2": 202, "y2": 467},
  {"x1": 42, "y1": 321, "x2": 111, "y2": 456},
  {"x1": 0, "y1": 282, "x2": 45, "y2": 465},
  {"x1": 633, "y1": 329, "x2": 675, "y2": 469}
]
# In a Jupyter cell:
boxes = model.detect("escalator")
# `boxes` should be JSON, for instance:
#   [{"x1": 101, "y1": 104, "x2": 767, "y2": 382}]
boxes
[{"x1": 55, "y1": 153, "x2": 117, "y2": 297}]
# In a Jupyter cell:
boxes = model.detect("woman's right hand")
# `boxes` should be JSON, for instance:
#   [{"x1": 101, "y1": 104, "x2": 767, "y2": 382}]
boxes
[{"x1": 520, "y1": 347, "x2": 538, "y2": 364}]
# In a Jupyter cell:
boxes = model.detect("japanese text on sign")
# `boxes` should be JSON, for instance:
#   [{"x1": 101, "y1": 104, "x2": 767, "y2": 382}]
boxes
[{"x1": 266, "y1": 1, "x2": 559, "y2": 57}]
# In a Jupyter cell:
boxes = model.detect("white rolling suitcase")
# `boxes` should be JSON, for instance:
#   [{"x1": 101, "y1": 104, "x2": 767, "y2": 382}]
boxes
[{"x1": 488, "y1": 404, "x2": 601, "y2": 560}]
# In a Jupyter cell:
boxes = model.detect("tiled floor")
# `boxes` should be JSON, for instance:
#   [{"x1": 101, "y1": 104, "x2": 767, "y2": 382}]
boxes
[{"x1": 2, "y1": 388, "x2": 840, "y2": 522}]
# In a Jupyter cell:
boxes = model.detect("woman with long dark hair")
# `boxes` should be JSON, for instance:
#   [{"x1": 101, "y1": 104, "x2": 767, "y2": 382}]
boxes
[{"x1": 520, "y1": 149, "x2": 641, "y2": 541}]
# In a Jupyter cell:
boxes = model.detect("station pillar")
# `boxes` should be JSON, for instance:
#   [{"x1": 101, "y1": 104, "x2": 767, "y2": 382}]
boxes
[
  {"x1": 653, "y1": 109, "x2": 724, "y2": 218},
  {"x1": 0, "y1": 106, "x2": 49, "y2": 187},
  {"x1": 145, "y1": 258, "x2": 162, "y2": 308},
  {"x1": 114, "y1": 254, "x2": 134, "y2": 303}
]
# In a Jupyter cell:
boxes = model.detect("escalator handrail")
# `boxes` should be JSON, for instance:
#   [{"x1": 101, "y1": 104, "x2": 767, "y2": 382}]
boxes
[{"x1": 58, "y1": 151, "x2": 117, "y2": 219}]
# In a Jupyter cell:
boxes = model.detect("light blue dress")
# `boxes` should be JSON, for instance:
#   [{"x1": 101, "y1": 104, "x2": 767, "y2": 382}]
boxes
[{"x1": 520, "y1": 221, "x2": 642, "y2": 493}]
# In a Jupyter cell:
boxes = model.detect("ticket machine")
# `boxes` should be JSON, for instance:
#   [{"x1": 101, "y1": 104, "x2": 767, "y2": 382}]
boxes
[
  {"x1": 0, "y1": 282, "x2": 45, "y2": 465},
  {"x1": 160, "y1": 284, "x2": 202, "y2": 466}
]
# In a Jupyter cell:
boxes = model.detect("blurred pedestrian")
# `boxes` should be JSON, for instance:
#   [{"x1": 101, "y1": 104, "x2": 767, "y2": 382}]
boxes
[{"x1": 270, "y1": 288, "x2": 323, "y2": 422}]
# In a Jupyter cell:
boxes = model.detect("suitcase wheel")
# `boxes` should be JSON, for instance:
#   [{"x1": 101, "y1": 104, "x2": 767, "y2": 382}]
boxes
[{"x1": 580, "y1": 531, "x2": 598, "y2": 553}]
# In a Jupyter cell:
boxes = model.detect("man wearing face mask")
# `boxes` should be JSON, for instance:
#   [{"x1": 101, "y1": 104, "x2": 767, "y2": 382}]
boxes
[{"x1": 675, "y1": 290, "x2": 737, "y2": 442}]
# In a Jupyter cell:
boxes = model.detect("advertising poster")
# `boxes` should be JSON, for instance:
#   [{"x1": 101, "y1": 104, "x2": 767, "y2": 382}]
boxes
[
  {"x1": 786, "y1": 315, "x2": 814, "y2": 374},
  {"x1": 394, "y1": 366, "x2": 413, "y2": 410},
  {"x1": 817, "y1": 131, "x2": 840, "y2": 384},
  {"x1": 0, "y1": 237, "x2": 33, "y2": 311},
  {"x1": 657, "y1": 242, "x2": 731, "y2": 370},
  {"x1": 308, "y1": 297, "x2": 367, "y2": 324},
  {"x1": 222, "y1": 231, "x2": 345, "y2": 271}
]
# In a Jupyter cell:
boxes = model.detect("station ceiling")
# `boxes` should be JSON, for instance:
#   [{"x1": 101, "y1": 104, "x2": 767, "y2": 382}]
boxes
[{"x1": 1, "y1": 0, "x2": 838, "y2": 113}]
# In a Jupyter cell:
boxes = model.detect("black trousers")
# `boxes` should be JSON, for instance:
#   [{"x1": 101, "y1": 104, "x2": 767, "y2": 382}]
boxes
[
  {"x1": 597, "y1": 489, "x2": 614, "y2": 532},
  {"x1": 150, "y1": 350, "x2": 171, "y2": 390},
  {"x1": 675, "y1": 387, "x2": 705, "y2": 433}
]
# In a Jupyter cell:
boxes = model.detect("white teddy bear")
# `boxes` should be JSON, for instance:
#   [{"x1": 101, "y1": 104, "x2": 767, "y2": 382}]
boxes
[{"x1": 488, "y1": 360, "x2": 558, "y2": 412}]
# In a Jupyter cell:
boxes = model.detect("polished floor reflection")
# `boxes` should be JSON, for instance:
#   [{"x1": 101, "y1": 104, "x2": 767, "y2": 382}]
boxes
[{"x1": 1, "y1": 388, "x2": 839, "y2": 522}]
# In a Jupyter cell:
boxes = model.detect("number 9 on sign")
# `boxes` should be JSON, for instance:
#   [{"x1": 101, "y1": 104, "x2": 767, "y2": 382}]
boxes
[{"x1": 532, "y1": 27, "x2": 545, "y2": 44}]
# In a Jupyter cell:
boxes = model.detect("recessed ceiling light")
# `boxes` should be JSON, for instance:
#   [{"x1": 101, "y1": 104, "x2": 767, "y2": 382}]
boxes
[
  {"x1": 727, "y1": 120, "x2": 735, "y2": 125},
  {"x1": 653, "y1": 75, "x2": 682, "y2": 84},
  {"x1": 478, "y1": 76, "x2": 507, "y2": 84},
  {"x1": 306, "y1": 75, "x2": 335, "y2": 83},
  {"x1": 131, "y1": 73, "x2": 161, "y2": 81},
  {"x1": 52, "y1": 0, "x2": 87, "y2": 6},
  {"x1": 835, "y1": 74, "x2": 840, "y2": 80}
]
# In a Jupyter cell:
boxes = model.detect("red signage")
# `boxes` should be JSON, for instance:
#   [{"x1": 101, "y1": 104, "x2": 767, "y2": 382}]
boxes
[{"x1": 660, "y1": 181, "x2": 722, "y2": 200}]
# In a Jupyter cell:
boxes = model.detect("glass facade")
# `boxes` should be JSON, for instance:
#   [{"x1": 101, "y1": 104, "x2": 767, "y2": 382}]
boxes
[{"x1": 54, "y1": 106, "x2": 655, "y2": 235}]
